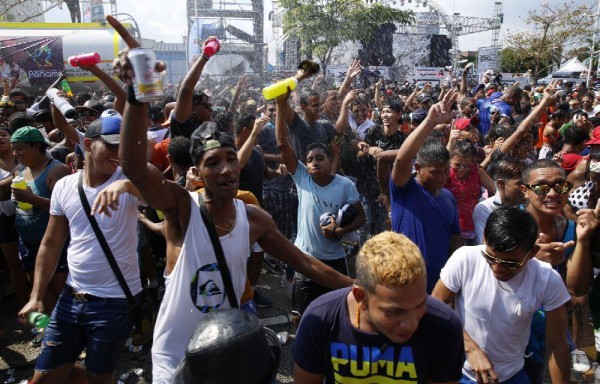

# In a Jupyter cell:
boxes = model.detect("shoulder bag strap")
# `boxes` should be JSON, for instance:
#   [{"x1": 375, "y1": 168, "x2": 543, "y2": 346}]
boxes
[
  {"x1": 197, "y1": 193, "x2": 238, "y2": 309},
  {"x1": 77, "y1": 172, "x2": 136, "y2": 306}
]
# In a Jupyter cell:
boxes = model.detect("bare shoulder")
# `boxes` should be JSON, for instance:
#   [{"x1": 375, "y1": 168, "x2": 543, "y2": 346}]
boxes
[
  {"x1": 245, "y1": 203, "x2": 275, "y2": 226},
  {"x1": 47, "y1": 162, "x2": 71, "y2": 188},
  {"x1": 245, "y1": 203, "x2": 278, "y2": 244}
]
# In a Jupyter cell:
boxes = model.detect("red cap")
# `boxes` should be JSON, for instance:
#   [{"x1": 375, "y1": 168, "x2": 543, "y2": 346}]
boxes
[
  {"x1": 586, "y1": 137, "x2": 600, "y2": 145},
  {"x1": 592, "y1": 126, "x2": 600, "y2": 139},
  {"x1": 454, "y1": 118, "x2": 471, "y2": 130}
]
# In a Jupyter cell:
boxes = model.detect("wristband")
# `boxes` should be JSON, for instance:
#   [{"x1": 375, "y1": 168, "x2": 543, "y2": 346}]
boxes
[
  {"x1": 126, "y1": 85, "x2": 144, "y2": 106},
  {"x1": 202, "y1": 53, "x2": 210, "y2": 61}
]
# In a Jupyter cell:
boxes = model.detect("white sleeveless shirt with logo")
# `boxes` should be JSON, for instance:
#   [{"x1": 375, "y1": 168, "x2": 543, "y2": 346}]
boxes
[{"x1": 152, "y1": 193, "x2": 250, "y2": 384}]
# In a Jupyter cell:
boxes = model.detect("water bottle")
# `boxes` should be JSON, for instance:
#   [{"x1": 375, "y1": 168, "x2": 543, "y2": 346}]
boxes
[
  {"x1": 262, "y1": 77, "x2": 298, "y2": 101},
  {"x1": 68, "y1": 52, "x2": 101, "y2": 67},
  {"x1": 45, "y1": 88, "x2": 77, "y2": 119},
  {"x1": 11, "y1": 176, "x2": 33, "y2": 210},
  {"x1": 27, "y1": 311, "x2": 50, "y2": 329}
]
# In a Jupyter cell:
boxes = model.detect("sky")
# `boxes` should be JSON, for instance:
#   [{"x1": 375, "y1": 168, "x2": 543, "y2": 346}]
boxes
[{"x1": 43, "y1": 0, "x2": 587, "y2": 52}]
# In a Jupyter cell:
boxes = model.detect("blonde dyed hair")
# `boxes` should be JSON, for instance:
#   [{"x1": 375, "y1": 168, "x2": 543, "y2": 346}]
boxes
[{"x1": 356, "y1": 231, "x2": 426, "y2": 294}]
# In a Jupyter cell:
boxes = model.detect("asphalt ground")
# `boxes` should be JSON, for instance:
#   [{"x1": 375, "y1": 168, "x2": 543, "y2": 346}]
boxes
[
  {"x1": 0, "y1": 262, "x2": 596, "y2": 383},
  {"x1": 0, "y1": 265, "x2": 296, "y2": 384}
]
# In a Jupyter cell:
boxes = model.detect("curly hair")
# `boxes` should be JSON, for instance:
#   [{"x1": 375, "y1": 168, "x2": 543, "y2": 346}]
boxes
[{"x1": 355, "y1": 232, "x2": 426, "y2": 294}]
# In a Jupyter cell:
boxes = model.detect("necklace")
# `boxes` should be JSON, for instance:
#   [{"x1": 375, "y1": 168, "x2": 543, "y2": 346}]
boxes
[
  {"x1": 497, "y1": 268, "x2": 527, "y2": 295},
  {"x1": 356, "y1": 303, "x2": 361, "y2": 329},
  {"x1": 213, "y1": 209, "x2": 237, "y2": 235}
]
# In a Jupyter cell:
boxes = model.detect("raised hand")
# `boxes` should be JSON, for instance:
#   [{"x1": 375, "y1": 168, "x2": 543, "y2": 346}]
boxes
[
  {"x1": 425, "y1": 89, "x2": 458, "y2": 126},
  {"x1": 575, "y1": 199, "x2": 600, "y2": 243},
  {"x1": 106, "y1": 15, "x2": 166, "y2": 85},
  {"x1": 346, "y1": 60, "x2": 361, "y2": 80},
  {"x1": 342, "y1": 89, "x2": 359, "y2": 107}
]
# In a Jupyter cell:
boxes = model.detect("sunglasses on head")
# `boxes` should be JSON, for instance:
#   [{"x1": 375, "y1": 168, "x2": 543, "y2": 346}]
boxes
[
  {"x1": 481, "y1": 249, "x2": 529, "y2": 271},
  {"x1": 524, "y1": 181, "x2": 572, "y2": 195}
]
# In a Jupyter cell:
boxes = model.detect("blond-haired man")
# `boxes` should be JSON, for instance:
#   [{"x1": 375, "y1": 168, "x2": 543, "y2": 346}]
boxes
[{"x1": 293, "y1": 231, "x2": 464, "y2": 384}]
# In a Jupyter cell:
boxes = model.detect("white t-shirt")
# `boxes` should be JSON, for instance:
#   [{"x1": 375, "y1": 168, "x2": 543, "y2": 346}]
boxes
[
  {"x1": 147, "y1": 127, "x2": 169, "y2": 144},
  {"x1": 50, "y1": 168, "x2": 142, "y2": 298},
  {"x1": 472, "y1": 191, "x2": 501, "y2": 245},
  {"x1": 440, "y1": 245, "x2": 570, "y2": 382}
]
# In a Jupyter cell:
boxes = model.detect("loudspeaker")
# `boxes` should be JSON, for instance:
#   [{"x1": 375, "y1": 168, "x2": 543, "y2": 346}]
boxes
[
  {"x1": 429, "y1": 35, "x2": 452, "y2": 67},
  {"x1": 358, "y1": 23, "x2": 397, "y2": 66}
]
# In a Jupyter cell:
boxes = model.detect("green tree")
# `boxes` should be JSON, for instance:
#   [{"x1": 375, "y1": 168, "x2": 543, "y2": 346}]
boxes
[
  {"x1": 500, "y1": 47, "x2": 540, "y2": 76},
  {"x1": 504, "y1": 1, "x2": 594, "y2": 84},
  {"x1": 280, "y1": 0, "x2": 414, "y2": 71}
]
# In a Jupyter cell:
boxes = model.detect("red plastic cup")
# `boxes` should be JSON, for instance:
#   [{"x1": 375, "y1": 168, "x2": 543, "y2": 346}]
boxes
[
  {"x1": 203, "y1": 39, "x2": 221, "y2": 57},
  {"x1": 68, "y1": 53, "x2": 101, "y2": 67}
]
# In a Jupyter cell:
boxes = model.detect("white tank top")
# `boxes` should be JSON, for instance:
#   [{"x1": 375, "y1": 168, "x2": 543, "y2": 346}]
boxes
[{"x1": 151, "y1": 193, "x2": 250, "y2": 384}]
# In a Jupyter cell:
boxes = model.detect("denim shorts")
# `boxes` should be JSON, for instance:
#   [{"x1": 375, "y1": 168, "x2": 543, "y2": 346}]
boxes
[{"x1": 35, "y1": 286, "x2": 137, "y2": 374}]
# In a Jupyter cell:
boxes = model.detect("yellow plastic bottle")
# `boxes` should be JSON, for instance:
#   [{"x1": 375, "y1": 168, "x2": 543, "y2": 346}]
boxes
[
  {"x1": 12, "y1": 177, "x2": 33, "y2": 210},
  {"x1": 262, "y1": 77, "x2": 298, "y2": 101}
]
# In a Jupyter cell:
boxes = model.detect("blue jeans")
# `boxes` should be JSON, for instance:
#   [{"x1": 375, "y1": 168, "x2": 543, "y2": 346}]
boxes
[
  {"x1": 35, "y1": 286, "x2": 137, "y2": 374},
  {"x1": 460, "y1": 367, "x2": 530, "y2": 384}
]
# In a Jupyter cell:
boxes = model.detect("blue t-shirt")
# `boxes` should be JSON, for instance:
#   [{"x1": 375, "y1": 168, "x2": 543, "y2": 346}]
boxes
[
  {"x1": 477, "y1": 94, "x2": 511, "y2": 135},
  {"x1": 293, "y1": 161, "x2": 359, "y2": 260},
  {"x1": 293, "y1": 288, "x2": 464, "y2": 383},
  {"x1": 390, "y1": 178, "x2": 460, "y2": 292}
]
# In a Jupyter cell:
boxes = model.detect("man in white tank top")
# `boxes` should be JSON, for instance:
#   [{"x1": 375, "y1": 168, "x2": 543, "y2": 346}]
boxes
[{"x1": 108, "y1": 17, "x2": 354, "y2": 384}]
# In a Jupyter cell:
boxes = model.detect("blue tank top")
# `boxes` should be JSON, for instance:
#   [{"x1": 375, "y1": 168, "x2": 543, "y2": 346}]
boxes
[{"x1": 15, "y1": 159, "x2": 61, "y2": 243}]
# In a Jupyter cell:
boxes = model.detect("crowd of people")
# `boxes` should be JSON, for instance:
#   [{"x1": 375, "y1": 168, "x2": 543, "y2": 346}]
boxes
[{"x1": 0, "y1": 14, "x2": 599, "y2": 384}]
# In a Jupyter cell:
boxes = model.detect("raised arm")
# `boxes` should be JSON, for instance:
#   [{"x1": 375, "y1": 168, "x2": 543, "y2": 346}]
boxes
[
  {"x1": 275, "y1": 91, "x2": 299, "y2": 174},
  {"x1": 374, "y1": 79, "x2": 383, "y2": 110},
  {"x1": 335, "y1": 89, "x2": 358, "y2": 135},
  {"x1": 238, "y1": 116, "x2": 268, "y2": 168},
  {"x1": 391, "y1": 90, "x2": 457, "y2": 188},
  {"x1": 80, "y1": 63, "x2": 126, "y2": 114},
  {"x1": 459, "y1": 63, "x2": 473, "y2": 100},
  {"x1": 228, "y1": 74, "x2": 248, "y2": 113},
  {"x1": 338, "y1": 60, "x2": 361, "y2": 99},
  {"x1": 501, "y1": 83, "x2": 556, "y2": 154},
  {"x1": 51, "y1": 103, "x2": 81, "y2": 147},
  {"x1": 107, "y1": 15, "x2": 185, "y2": 214},
  {"x1": 172, "y1": 40, "x2": 216, "y2": 123},
  {"x1": 403, "y1": 83, "x2": 420, "y2": 113},
  {"x1": 566, "y1": 201, "x2": 600, "y2": 296}
]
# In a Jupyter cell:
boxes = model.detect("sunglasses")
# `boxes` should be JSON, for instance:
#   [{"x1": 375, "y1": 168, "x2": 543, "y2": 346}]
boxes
[
  {"x1": 481, "y1": 249, "x2": 529, "y2": 271},
  {"x1": 524, "y1": 181, "x2": 572, "y2": 195},
  {"x1": 198, "y1": 103, "x2": 213, "y2": 110}
]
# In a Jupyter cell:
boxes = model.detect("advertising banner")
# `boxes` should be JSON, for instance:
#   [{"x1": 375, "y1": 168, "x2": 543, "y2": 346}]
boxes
[
  {"x1": 0, "y1": 36, "x2": 64, "y2": 85},
  {"x1": 477, "y1": 47, "x2": 500, "y2": 73}
]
